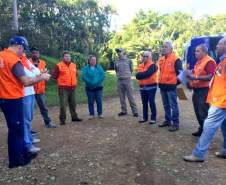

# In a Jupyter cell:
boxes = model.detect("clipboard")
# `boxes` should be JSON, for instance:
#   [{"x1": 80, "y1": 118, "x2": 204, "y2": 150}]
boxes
[
  {"x1": 176, "y1": 87, "x2": 188, "y2": 100},
  {"x1": 177, "y1": 70, "x2": 191, "y2": 88}
]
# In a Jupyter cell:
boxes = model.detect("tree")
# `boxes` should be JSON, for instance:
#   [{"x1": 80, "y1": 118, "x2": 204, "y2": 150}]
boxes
[
  {"x1": 12, "y1": 0, "x2": 18, "y2": 32},
  {"x1": 108, "y1": 10, "x2": 226, "y2": 62}
]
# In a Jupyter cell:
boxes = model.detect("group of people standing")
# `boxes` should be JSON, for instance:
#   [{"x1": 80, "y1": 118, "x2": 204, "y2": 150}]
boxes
[
  {"x1": 114, "y1": 38, "x2": 226, "y2": 163},
  {"x1": 0, "y1": 36, "x2": 106, "y2": 168},
  {"x1": 0, "y1": 35, "x2": 226, "y2": 169},
  {"x1": 114, "y1": 42, "x2": 182, "y2": 132},
  {"x1": 0, "y1": 36, "x2": 51, "y2": 168}
]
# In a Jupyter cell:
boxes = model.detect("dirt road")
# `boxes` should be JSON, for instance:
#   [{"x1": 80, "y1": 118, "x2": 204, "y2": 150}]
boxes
[{"x1": 0, "y1": 90, "x2": 226, "y2": 185}]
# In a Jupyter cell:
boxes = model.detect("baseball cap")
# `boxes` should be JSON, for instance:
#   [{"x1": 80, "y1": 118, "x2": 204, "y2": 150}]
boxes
[
  {"x1": 9, "y1": 36, "x2": 29, "y2": 51},
  {"x1": 30, "y1": 47, "x2": 39, "y2": 52},
  {"x1": 115, "y1": 48, "x2": 124, "y2": 53}
]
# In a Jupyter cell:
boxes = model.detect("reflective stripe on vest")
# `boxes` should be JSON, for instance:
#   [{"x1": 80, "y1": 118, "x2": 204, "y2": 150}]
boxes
[
  {"x1": 0, "y1": 48, "x2": 24, "y2": 99},
  {"x1": 158, "y1": 53, "x2": 178, "y2": 85},
  {"x1": 137, "y1": 60, "x2": 157, "y2": 85},
  {"x1": 20, "y1": 55, "x2": 31, "y2": 71},
  {"x1": 57, "y1": 61, "x2": 77, "y2": 87},
  {"x1": 190, "y1": 55, "x2": 216, "y2": 89},
  {"x1": 31, "y1": 59, "x2": 46, "y2": 94},
  {"x1": 207, "y1": 56, "x2": 226, "y2": 108}
]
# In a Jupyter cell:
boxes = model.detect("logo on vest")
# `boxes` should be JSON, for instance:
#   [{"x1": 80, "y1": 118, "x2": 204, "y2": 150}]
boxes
[{"x1": 213, "y1": 97, "x2": 218, "y2": 102}]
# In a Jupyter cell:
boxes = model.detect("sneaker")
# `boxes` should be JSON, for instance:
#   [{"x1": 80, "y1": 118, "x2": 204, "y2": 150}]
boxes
[
  {"x1": 149, "y1": 120, "x2": 156, "y2": 125},
  {"x1": 88, "y1": 115, "x2": 95, "y2": 120},
  {"x1": 32, "y1": 134, "x2": 40, "y2": 140},
  {"x1": 192, "y1": 130, "x2": 202, "y2": 137},
  {"x1": 183, "y1": 154, "x2": 204, "y2": 162},
  {"x1": 98, "y1": 115, "x2": 104, "y2": 119},
  {"x1": 31, "y1": 130, "x2": 37, "y2": 134},
  {"x1": 159, "y1": 121, "x2": 171, "y2": 127},
  {"x1": 133, "y1": 113, "x2": 139, "y2": 117},
  {"x1": 215, "y1": 151, "x2": 226, "y2": 159},
  {"x1": 168, "y1": 125, "x2": 179, "y2": 132},
  {"x1": 139, "y1": 120, "x2": 147, "y2": 123},
  {"x1": 32, "y1": 138, "x2": 40, "y2": 144},
  {"x1": 45, "y1": 122, "x2": 57, "y2": 128},
  {"x1": 31, "y1": 130, "x2": 38, "y2": 137},
  {"x1": 118, "y1": 112, "x2": 127, "y2": 116},
  {"x1": 9, "y1": 158, "x2": 31, "y2": 169},
  {"x1": 72, "y1": 118, "x2": 83, "y2": 122},
  {"x1": 29, "y1": 146, "x2": 41, "y2": 153}
]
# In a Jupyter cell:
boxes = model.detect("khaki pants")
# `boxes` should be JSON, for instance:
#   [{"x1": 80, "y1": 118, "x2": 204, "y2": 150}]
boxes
[
  {"x1": 117, "y1": 79, "x2": 138, "y2": 114},
  {"x1": 58, "y1": 88, "x2": 78, "y2": 123}
]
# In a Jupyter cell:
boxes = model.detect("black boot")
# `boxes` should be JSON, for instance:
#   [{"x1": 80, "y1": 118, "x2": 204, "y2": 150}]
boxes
[
  {"x1": 159, "y1": 121, "x2": 171, "y2": 127},
  {"x1": 192, "y1": 130, "x2": 202, "y2": 137},
  {"x1": 118, "y1": 112, "x2": 127, "y2": 116},
  {"x1": 9, "y1": 157, "x2": 31, "y2": 169},
  {"x1": 72, "y1": 117, "x2": 83, "y2": 122}
]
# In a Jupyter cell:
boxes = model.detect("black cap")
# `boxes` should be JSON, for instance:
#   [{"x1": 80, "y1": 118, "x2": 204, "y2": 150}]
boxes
[
  {"x1": 115, "y1": 48, "x2": 124, "y2": 53},
  {"x1": 30, "y1": 47, "x2": 39, "y2": 52}
]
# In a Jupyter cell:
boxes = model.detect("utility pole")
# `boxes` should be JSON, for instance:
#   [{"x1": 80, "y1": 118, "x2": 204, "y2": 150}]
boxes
[{"x1": 12, "y1": 0, "x2": 19, "y2": 32}]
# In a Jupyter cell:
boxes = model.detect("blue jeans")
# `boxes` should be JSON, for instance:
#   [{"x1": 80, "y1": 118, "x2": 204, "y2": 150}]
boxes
[
  {"x1": 86, "y1": 89, "x2": 103, "y2": 116},
  {"x1": 0, "y1": 98, "x2": 24, "y2": 165},
  {"x1": 192, "y1": 106, "x2": 226, "y2": 159},
  {"x1": 23, "y1": 95, "x2": 35, "y2": 151},
  {"x1": 35, "y1": 94, "x2": 51, "y2": 125},
  {"x1": 160, "y1": 89, "x2": 179, "y2": 126},
  {"x1": 140, "y1": 88, "x2": 157, "y2": 121}
]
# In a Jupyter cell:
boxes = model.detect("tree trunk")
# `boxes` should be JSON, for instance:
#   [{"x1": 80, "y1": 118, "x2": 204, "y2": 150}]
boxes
[{"x1": 12, "y1": 0, "x2": 19, "y2": 32}]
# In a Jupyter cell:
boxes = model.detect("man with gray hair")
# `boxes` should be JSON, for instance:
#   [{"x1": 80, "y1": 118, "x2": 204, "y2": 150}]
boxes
[
  {"x1": 136, "y1": 51, "x2": 158, "y2": 124},
  {"x1": 184, "y1": 37, "x2": 226, "y2": 162},
  {"x1": 187, "y1": 44, "x2": 217, "y2": 137},
  {"x1": 115, "y1": 48, "x2": 138, "y2": 117},
  {"x1": 158, "y1": 41, "x2": 183, "y2": 132}
]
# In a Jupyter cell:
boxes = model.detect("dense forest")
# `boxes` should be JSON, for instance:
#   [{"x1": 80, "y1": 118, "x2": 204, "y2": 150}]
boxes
[
  {"x1": 0, "y1": 0, "x2": 115, "y2": 68},
  {"x1": 1, "y1": 0, "x2": 226, "y2": 68}
]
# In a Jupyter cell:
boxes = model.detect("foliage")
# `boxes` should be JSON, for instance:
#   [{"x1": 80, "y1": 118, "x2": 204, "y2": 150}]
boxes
[
  {"x1": 1, "y1": 1, "x2": 226, "y2": 67},
  {"x1": 0, "y1": 0, "x2": 115, "y2": 62},
  {"x1": 98, "y1": 55, "x2": 110, "y2": 71},
  {"x1": 69, "y1": 51, "x2": 87, "y2": 69},
  {"x1": 108, "y1": 10, "x2": 226, "y2": 61}
]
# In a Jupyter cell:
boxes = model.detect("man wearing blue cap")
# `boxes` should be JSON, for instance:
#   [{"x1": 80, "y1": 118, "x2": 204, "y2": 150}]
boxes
[{"x1": 0, "y1": 36, "x2": 51, "y2": 168}]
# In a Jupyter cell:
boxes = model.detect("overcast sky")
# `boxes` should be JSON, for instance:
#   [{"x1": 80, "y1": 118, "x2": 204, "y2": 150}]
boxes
[{"x1": 101, "y1": 0, "x2": 226, "y2": 30}]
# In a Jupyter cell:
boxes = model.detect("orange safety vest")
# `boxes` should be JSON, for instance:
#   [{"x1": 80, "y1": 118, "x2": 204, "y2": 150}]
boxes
[
  {"x1": 0, "y1": 48, "x2": 24, "y2": 99},
  {"x1": 207, "y1": 56, "x2": 226, "y2": 108},
  {"x1": 20, "y1": 54, "x2": 31, "y2": 70},
  {"x1": 30, "y1": 59, "x2": 46, "y2": 94},
  {"x1": 56, "y1": 61, "x2": 77, "y2": 87},
  {"x1": 137, "y1": 60, "x2": 157, "y2": 85},
  {"x1": 190, "y1": 55, "x2": 216, "y2": 89},
  {"x1": 158, "y1": 53, "x2": 178, "y2": 85}
]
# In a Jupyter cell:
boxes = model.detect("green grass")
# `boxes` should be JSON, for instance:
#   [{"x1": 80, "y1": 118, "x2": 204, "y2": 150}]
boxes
[{"x1": 41, "y1": 55, "x2": 139, "y2": 106}]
